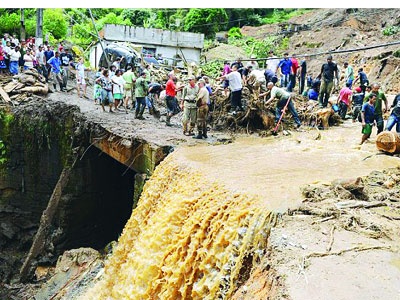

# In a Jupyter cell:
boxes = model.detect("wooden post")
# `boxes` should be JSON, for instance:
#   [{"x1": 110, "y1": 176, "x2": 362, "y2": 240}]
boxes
[
  {"x1": 20, "y1": 8, "x2": 26, "y2": 41},
  {"x1": 19, "y1": 150, "x2": 81, "y2": 282}
]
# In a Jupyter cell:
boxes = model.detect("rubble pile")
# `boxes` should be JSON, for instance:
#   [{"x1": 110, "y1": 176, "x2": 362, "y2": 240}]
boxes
[{"x1": 0, "y1": 69, "x2": 48, "y2": 106}]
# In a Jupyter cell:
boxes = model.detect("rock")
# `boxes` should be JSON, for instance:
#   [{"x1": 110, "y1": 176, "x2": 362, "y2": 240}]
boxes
[{"x1": 0, "y1": 222, "x2": 18, "y2": 239}]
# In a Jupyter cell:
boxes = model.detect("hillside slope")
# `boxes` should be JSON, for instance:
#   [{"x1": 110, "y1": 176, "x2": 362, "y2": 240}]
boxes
[{"x1": 241, "y1": 8, "x2": 400, "y2": 92}]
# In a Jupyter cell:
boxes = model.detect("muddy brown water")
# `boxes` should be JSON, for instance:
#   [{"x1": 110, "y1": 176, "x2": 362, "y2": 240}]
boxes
[{"x1": 178, "y1": 120, "x2": 399, "y2": 212}]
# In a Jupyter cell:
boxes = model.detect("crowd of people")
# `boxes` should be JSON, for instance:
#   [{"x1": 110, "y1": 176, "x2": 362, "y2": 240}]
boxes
[
  {"x1": 219, "y1": 51, "x2": 399, "y2": 144},
  {"x1": 1, "y1": 32, "x2": 399, "y2": 142}
]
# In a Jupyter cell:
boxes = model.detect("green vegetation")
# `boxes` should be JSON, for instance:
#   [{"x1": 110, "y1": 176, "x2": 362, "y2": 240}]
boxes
[
  {"x1": 227, "y1": 27, "x2": 242, "y2": 38},
  {"x1": 382, "y1": 25, "x2": 400, "y2": 36},
  {"x1": 262, "y1": 8, "x2": 311, "y2": 24},
  {"x1": 0, "y1": 110, "x2": 14, "y2": 167}
]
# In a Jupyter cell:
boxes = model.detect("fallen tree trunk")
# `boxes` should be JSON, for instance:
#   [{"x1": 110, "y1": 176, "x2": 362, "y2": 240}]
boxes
[{"x1": 376, "y1": 131, "x2": 400, "y2": 154}]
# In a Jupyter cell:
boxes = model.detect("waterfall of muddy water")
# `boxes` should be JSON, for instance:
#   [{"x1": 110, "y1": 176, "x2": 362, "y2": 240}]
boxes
[
  {"x1": 83, "y1": 123, "x2": 399, "y2": 299},
  {"x1": 82, "y1": 152, "x2": 277, "y2": 299}
]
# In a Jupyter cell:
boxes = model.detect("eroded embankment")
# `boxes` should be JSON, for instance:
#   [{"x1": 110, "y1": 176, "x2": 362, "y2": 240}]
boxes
[{"x1": 0, "y1": 99, "x2": 173, "y2": 292}]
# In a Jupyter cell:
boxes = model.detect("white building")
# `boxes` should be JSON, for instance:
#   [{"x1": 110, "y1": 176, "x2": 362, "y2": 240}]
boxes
[{"x1": 89, "y1": 24, "x2": 205, "y2": 69}]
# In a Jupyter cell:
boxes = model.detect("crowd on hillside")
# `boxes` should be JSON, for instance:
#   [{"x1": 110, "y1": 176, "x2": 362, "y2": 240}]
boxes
[{"x1": 1, "y1": 32, "x2": 399, "y2": 142}]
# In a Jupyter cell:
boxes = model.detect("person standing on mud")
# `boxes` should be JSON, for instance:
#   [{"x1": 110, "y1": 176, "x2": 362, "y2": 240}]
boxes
[
  {"x1": 354, "y1": 68, "x2": 369, "y2": 93},
  {"x1": 193, "y1": 79, "x2": 209, "y2": 139},
  {"x1": 111, "y1": 69, "x2": 126, "y2": 112},
  {"x1": 277, "y1": 52, "x2": 292, "y2": 89},
  {"x1": 351, "y1": 87, "x2": 364, "y2": 123},
  {"x1": 47, "y1": 51, "x2": 64, "y2": 92},
  {"x1": 60, "y1": 48, "x2": 73, "y2": 89},
  {"x1": 343, "y1": 62, "x2": 354, "y2": 89},
  {"x1": 134, "y1": 72, "x2": 148, "y2": 120},
  {"x1": 75, "y1": 57, "x2": 90, "y2": 99},
  {"x1": 165, "y1": 73, "x2": 183, "y2": 126},
  {"x1": 95, "y1": 69, "x2": 114, "y2": 113},
  {"x1": 260, "y1": 82, "x2": 301, "y2": 129},
  {"x1": 360, "y1": 93, "x2": 377, "y2": 144},
  {"x1": 219, "y1": 64, "x2": 244, "y2": 113},
  {"x1": 385, "y1": 93, "x2": 400, "y2": 134},
  {"x1": 287, "y1": 54, "x2": 299, "y2": 92},
  {"x1": 317, "y1": 55, "x2": 339, "y2": 108},
  {"x1": 336, "y1": 82, "x2": 353, "y2": 120},
  {"x1": 363, "y1": 83, "x2": 388, "y2": 134},
  {"x1": 122, "y1": 65, "x2": 136, "y2": 110},
  {"x1": 181, "y1": 75, "x2": 199, "y2": 136},
  {"x1": 298, "y1": 55, "x2": 307, "y2": 95}
]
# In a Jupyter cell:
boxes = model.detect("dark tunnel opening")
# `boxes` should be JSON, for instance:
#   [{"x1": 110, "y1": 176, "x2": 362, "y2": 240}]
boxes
[{"x1": 53, "y1": 146, "x2": 136, "y2": 253}]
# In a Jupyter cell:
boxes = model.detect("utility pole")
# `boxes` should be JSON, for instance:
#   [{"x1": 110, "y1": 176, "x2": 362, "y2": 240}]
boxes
[
  {"x1": 36, "y1": 9, "x2": 44, "y2": 47},
  {"x1": 88, "y1": 8, "x2": 110, "y2": 67},
  {"x1": 20, "y1": 8, "x2": 26, "y2": 41}
]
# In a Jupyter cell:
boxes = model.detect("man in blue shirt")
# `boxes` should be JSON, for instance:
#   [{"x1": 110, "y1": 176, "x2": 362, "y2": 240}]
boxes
[
  {"x1": 47, "y1": 51, "x2": 64, "y2": 92},
  {"x1": 44, "y1": 45, "x2": 54, "y2": 83},
  {"x1": 360, "y1": 93, "x2": 376, "y2": 144},
  {"x1": 385, "y1": 93, "x2": 400, "y2": 133},
  {"x1": 277, "y1": 52, "x2": 292, "y2": 89}
]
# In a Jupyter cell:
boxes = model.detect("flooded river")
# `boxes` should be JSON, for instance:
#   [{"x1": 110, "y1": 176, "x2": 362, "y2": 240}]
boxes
[{"x1": 179, "y1": 120, "x2": 399, "y2": 212}]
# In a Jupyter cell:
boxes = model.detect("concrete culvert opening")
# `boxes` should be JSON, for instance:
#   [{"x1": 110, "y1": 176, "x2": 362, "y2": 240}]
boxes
[{"x1": 53, "y1": 146, "x2": 136, "y2": 253}]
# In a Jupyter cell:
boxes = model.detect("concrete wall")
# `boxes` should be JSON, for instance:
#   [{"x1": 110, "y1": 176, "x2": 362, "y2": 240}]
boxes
[{"x1": 103, "y1": 24, "x2": 204, "y2": 49}]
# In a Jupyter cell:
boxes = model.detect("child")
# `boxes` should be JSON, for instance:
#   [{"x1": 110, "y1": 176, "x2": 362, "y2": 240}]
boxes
[
  {"x1": 360, "y1": 93, "x2": 377, "y2": 144},
  {"x1": 352, "y1": 87, "x2": 364, "y2": 122},
  {"x1": 93, "y1": 67, "x2": 103, "y2": 104}
]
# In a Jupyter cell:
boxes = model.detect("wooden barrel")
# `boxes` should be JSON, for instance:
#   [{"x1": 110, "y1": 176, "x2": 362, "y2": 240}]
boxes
[{"x1": 376, "y1": 131, "x2": 400, "y2": 154}]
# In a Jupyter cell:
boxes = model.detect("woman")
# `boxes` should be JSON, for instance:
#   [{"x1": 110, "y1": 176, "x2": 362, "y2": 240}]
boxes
[
  {"x1": 95, "y1": 69, "x2": 114, "y2": 113},
  {"x1": 0, "y1": 45, "x2": 6, "y2": 74},
  {"x1": 111, "y1": 69, "x2": 125, "y2": 111},
  {"x1": 23, "y1": 49, "x2": 34, "y2": 70},
  {"x1": 9, "y1": 46, "x2": 21, "y2": 75}
]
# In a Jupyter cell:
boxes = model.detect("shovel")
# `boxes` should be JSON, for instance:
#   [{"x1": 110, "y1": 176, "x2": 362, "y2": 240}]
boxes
[{"x1": 272, "y1": 96, "x2": 291, "y2": 136}]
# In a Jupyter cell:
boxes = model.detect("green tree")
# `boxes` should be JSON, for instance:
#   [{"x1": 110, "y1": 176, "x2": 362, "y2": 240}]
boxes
[
  {"x1": 0, "y1": 12, "x2": 20, "y2": 36},
  {"x1": 121, "y1": 9, "x2": 151, "y2": 27},
  {"x1": 43, "y1": 9, "x2": 68, "y2": 40},
  {"x1": 184, "y1": 8, "x2": 228, "y2": 38}
]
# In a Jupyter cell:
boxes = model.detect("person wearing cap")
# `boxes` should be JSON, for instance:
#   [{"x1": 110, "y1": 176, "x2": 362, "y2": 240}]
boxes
[
  {"x1": 193, "y1": 79, "x2": 209, "y2": 139},
  {"x1": 316, "y1": 55, "x2": 339, "y2": 108},
  {"x1": 352, "y1": 86, "x2": 364, "y2": 122},
  {"x1": 181, "y1": 75, "x2": 199, "y2": 135},
  {"x1": 343, "y1": 62, "x2": 354, "y2": 89},
  {"x1": 246, "y1": 55, "x2": 259, "y2": 70},
  {"x1": 134, "y1": 71, "x2": 148, "y2": 119}
]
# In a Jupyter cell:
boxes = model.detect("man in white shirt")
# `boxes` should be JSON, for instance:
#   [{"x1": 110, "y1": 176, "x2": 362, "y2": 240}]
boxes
[
  {"x1": 266, "y1": 50, "x2": 280, "y2": 75},
  {"x1": 220, "y1": 64, "x2": 244, "y2": 112},
  {"x1": 36, "y1": 45, "x2": 47, "y2": 79},
  {"x1": 75, "y1": 57, "x2": 90, "y2": 98}
]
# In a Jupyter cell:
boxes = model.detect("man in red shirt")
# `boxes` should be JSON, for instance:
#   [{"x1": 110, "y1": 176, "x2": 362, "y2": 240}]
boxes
[
  {"x1": 165, "y1": 73, "x2": 183, "y2": 126},
  {"x1": 336, "y1": 82, "x2": 353, "y2": 119},
  {"x1": 287, "y1": 54, "x2": 299, "y2": 92}
]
